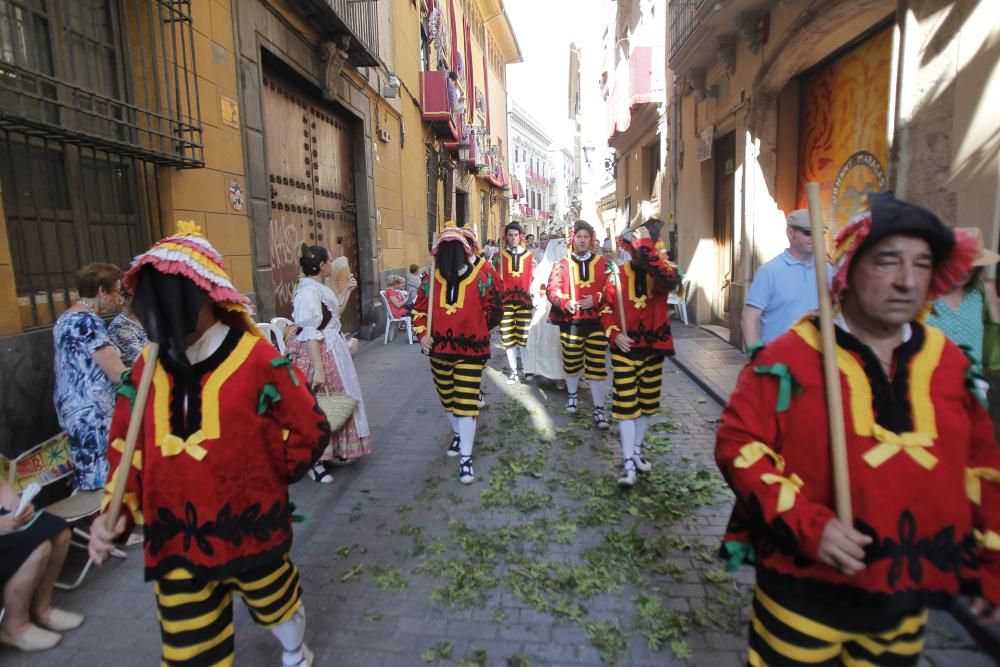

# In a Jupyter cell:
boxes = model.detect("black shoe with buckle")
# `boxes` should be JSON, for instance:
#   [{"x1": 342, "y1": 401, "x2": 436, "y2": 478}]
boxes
[
  {"x1": 458, "y1": 457, "x2": 475, "y2": 484},
  {"x1": 593, "y1": 406, "x2": 610, "y2": 430},
  {"x1": 307, "y1": 462, "x2": 334, "y2": 484},
  {"x1": 566, "y1": 392, "x2": 578, "y2": 414},
  {"x1": 447, "y1": 434, "x2": 461, "y2": 458}
]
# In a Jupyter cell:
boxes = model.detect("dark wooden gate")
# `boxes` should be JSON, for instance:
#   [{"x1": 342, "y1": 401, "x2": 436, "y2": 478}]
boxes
[{"x1": 263, "y1": 72, "x2": 360, "y2": 333}]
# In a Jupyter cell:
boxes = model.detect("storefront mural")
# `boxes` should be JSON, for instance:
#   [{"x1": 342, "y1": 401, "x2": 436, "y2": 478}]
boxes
[{"x1": 797, "y1": 27, "x2": 892, "y2": 229}]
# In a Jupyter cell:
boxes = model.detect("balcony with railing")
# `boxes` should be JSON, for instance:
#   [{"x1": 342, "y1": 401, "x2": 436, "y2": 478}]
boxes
[
  {"x1": 669, "y1": 0, "x2": 707, "y2": 63},
  {"x1": 0, "y1": 0, "x2": 204, "y2": 167},
  {"x1": 668, "y1": 0, "x2": 770, "y2": 71},
  {"x1": 293, "y1": 0, "x2": 380, "y2": 66}
]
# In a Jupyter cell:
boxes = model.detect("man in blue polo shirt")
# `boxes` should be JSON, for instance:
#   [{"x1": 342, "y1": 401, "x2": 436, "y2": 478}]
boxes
[{"x1": 741, "y1": 209, "x2": 825, "y2": 347}]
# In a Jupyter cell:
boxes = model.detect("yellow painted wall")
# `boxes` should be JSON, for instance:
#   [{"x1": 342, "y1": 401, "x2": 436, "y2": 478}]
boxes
[
  {"x1": 0, "y1": 190, "x2": 17, "y2": 335},
  {"x1": 160, "y1": 0, "x2": 253, "y2": 292}
]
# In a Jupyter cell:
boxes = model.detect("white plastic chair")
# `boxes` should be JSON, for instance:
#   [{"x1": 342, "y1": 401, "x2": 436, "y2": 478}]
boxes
[
  {"x1": 269, "y1": 317, "x2": 293, "y2": 355},
  {"x1": 668, "y1": 279, "x2": 690, "y2": 326},
  {"x1": 379, "y1": 290, "x2": 413, "y2": 344},
  {"x1": 256, "y1": 322, "x2": 280, "y2": 350}
]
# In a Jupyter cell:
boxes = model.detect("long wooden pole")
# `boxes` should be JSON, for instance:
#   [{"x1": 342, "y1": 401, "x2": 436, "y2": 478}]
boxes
[
  {"x1": 425, "y1": 255, "x2": 436, "y2": 354},
  {"x1": 613, "y1": 261, "x2": 628, "y2": 333},
  {"x1": 567, "y1": 229, "x2": 577, "y2": 305},
  {"x1": 804, "y1": 182, "x2": 852, "y2": 525},
  {"x1": 104, "y1": 342, "x2": 159, "y2": 530}
]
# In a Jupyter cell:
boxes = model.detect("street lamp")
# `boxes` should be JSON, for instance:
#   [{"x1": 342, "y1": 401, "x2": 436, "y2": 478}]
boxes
[{"x1": 458, "y1": 141, "x2": 470, "y2": 162}]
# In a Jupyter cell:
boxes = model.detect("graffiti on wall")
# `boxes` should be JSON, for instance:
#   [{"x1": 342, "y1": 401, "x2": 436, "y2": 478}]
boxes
[{"x1": 797, "y1": 27, "x2": 892, "y2": 229}]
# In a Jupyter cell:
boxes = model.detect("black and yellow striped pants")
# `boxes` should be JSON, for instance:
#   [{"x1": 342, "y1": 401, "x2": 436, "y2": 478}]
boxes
[
  {"x1": 559, "y1": 328, "x2": 608, "y2": 380},
  {"x1": 749, "y1": 584, "x2": 927, "y2": 666},
  {"x1": 155, "y1": 555, "x2": 302, "y2": 666},
  {"x1": 431, "y1": 356, "x2": 487, "y2": 417},
  {"x1": 610, "y1": 351, "x2": 663, "y2": 421},
  {"x1": 499, "y1": 304, "x2": 532, "y2": 348}
]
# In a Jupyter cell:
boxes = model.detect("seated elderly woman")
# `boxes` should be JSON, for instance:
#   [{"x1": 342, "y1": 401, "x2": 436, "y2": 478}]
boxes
[
  {"x1": 386, "y1": 275, "x2": 417, "y2": 343},
  {"x1": 0, "y1": 478, "x2": 82, "y2": 651}
]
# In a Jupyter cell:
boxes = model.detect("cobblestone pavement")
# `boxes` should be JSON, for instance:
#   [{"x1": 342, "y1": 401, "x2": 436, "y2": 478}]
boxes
[{"x1": 3, "y1": 329, "x2": 995, "y2": 666}]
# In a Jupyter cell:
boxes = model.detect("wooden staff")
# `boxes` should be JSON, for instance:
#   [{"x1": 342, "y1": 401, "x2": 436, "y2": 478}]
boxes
[
  {"x1": 805, "y1": 182, "x2": 852, "y2": 525},
  {"x1": 425, "y1": 255, "x2": 436, "y2": 354},
  {"x1": 104, "y1": 342, "x2": 160, "y2": 530},
  {"x1": 612, "y1": 261, "x2": 628, "y2": 334},
  {"x1": 566, "y1": 227, "x2": 577, "y2": 306}
]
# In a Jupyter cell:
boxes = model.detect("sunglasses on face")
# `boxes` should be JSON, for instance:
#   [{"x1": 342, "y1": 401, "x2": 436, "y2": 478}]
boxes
[{"x1": 792, "y1": 227, "x2": 812, "y2": 237}]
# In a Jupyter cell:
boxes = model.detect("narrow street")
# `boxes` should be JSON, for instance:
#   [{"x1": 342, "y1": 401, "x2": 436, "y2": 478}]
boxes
[{"x1": 7, "y1": 329, "x2": 993, "y2": 667}]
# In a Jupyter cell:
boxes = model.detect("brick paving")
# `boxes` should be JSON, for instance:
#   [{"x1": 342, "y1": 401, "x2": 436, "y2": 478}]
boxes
[{"x1": 3, "y1": 327, "x2": 994, "y2": 666}]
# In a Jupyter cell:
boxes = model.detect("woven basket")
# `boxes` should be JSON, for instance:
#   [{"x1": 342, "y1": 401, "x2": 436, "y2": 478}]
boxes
[{"x1": 316, "y1": 392, "x2": 357, "y2": 431}]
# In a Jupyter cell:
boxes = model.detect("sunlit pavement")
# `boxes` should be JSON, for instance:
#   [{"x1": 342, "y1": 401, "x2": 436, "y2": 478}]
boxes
[{"x1": 10, "y1": 327, "x2": 993, "y2": 666}]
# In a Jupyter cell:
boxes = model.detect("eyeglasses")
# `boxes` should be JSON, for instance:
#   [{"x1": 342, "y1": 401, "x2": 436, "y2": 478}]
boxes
[{"x1": 791, "y1": 227, "x2": 812, "y2": 237}]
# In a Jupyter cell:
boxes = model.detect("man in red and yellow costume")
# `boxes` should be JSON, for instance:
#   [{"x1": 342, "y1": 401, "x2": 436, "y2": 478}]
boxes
[
  {"x1": 88, "y1": 222, "x2": 331, "y2": 666},
  {"x1": 493, "y1": 222, "x2": 535, "y2": 384},
  {"x1": 413, "y1": 227, "x2": 502, "y2": 484},
  {"x1": 601, "y1": 219, "x2": 679, "y2": 487},
  {"x1": 716, "y1": 192, "x2": 1000, "y2": 665},
  {"x1": 546, "y1": 220, "x2": 613, "y2": 428}
]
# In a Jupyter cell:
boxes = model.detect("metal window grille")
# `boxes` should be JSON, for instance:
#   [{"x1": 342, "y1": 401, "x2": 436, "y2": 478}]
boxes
[
  {"x1": 0, "y1": 0, "x2": 204, "y2": 167},
  {"x1": 1, "y1": 129, "x2": 160, "y2": 328},
  {"x1": 479, "y1": 190, "x2": 487, "y2": 241},
  {"x1": 443, "y1": 167, "x2": 453, "y2": 222},
  {"x1": 426, "y1": 146, "x2": 437, "y2": 250},
  {"x1": 0, "y1": 0, "x2": 197, "y2": 329}
]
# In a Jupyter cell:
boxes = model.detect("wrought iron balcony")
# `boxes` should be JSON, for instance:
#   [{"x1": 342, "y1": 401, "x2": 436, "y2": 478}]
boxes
[
  {"x1": 293, "y1": 0, "x2": 380, "y2": 67},
  {"x1": 0, "y1": 0, "x2": 204, "y2": 167},
  {"x1": 669, "y1": 0, "x2": 708, "y2": 62}
]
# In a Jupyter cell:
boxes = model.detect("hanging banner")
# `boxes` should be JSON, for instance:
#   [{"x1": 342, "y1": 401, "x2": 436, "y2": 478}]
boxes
[{"x1": 797, "y1": 27, "x2": 892, "y2": 229}]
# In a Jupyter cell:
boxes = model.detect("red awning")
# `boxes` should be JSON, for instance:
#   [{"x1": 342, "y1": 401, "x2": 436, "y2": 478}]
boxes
[{"x1": 511, "y1": 175, "x2": 524, "y2": 200}]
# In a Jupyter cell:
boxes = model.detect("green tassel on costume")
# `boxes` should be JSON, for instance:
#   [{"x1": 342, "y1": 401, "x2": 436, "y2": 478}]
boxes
[
  {"x1": 722, "y1": 541, "x2": 756, "y2": 572},
  {"x1": 270, "y1": 356, "x2": 300, "y2": 387},
  {"x1": 477, "y1": 272, "x2": 493, "y2": 297},
  {"x1": 960, "y1": 344, "x2": 989, "y2": 409},
  {"x1": 257, "y1": 383, "x2": 282, "y2": 414},
  {"x1": 117, "y1": 368, "x2": 137, "y2": 407},
  {"x1": 746, "y1": 341, "x2": 765, "y2": 359},
  {"x1": 753, "y1": 363, "x2": 800, "y2": 413}
]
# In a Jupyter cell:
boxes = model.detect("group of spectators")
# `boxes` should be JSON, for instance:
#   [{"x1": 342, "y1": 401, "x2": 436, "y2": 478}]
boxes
[
  {"x1": 742, "y1": 209, "x2": 1000, "y2": 399},
  {"x1": 2, "y1": 242, "x2": 378, "y2": 652}
]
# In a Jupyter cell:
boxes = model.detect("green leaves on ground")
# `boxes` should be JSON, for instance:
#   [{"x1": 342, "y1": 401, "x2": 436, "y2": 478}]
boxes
[{"x1": 421, "y1": 641, "x2": 454, "y2": 663}]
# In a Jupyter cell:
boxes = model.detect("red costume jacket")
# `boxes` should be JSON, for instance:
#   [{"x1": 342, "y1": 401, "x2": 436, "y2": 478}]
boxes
[
  {"x1": 546, "y1": 253, "x2": 612, "y2": 328},
  {"x1": 716, "y1": 318, "x2": 1000, "y2": 611},
  {"x1": 492, "y1": 247, "x2": 534, "y2": 308},
  {"x1": 102, "y1": 329, "x2": 330, "y2": 581},
  {"x1": 600, "y1": 237, "x2": 679, "y2": 355},
  {"x1": 412, "y1": 256, "x2": 503, "y2": 359}
]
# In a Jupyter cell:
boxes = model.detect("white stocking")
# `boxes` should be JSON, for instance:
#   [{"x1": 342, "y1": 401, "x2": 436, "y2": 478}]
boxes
[
  {"x1": 505, "y1": 347, "x2": 519, "y2": 370},
  {"x1": 634, "y1": 415, "x2": 649, "y2": 455},
  {"x1": 272, "y1": 605, "x2": 306, "y2": 666},
  {"x1": 458, "y1": 416, "x2": 476, "y2": 458},
  {"x1": 619, "y1": 419, "x2": 636, "y2": 464},
  {"x1": 446, "y1": 411, "x2": 459, "y2": 435},
  {"x1": 589, "y1": 379, "x2": 607, "y2": 408},
  {"x1": 565, "y1": 375, "x2": 580, "y2": 395}
]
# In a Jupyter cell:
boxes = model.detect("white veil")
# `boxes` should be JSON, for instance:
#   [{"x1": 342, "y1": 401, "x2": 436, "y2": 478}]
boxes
[{"x1": 530, "y1": 237, "x2": 568, "y2": 326}]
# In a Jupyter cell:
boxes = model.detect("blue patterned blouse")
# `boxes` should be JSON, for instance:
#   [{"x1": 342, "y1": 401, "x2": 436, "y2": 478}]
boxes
[{"x1": 53, "y1": 311, "x2": 118, "y2": 489}]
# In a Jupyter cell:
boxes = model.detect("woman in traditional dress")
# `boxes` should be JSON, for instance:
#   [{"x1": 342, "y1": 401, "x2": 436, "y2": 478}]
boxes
[
  {"x1": 523, "y1": 236, "x2": 568, "y2": 386},
  {"x1": 287, "y1": 245, "x2": 372, "y2": 482}
]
